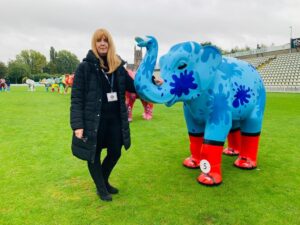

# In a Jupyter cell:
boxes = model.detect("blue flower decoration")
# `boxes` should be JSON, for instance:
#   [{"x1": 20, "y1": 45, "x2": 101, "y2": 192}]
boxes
[
  {"x1": 232, "y1": 83, "x2": 251, "y2": 108},
  {"x1": 170, "y1": 70, "x2": 197, "y2": 97}
]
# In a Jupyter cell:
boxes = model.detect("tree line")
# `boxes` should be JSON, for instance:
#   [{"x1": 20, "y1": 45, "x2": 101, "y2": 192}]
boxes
[
  {"x1": 200, "y1": 41, "x2": 255, "y2": 55},
  {"x1": 0, "y1": 47, "x2": 80, "y2": 83},
  {"x1": 0, "y1": 43, "x2": 269, "y2": 84}
]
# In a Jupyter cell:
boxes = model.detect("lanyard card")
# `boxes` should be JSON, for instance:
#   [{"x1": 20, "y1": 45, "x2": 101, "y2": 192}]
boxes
[{"x1": 107, "y1": 92, "x2": 118, "y2": 102}]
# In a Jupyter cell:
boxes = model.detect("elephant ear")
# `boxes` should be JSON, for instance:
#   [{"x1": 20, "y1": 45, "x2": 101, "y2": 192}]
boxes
[
  {"x1": 201, "y1": 45, "x2": 222, "y2": 68},
  {"x1": 197, "y1": 45, "x2": 222, "y2": 91}
]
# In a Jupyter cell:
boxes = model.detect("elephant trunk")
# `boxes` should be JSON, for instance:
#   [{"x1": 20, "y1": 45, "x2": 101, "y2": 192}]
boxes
[{"x1": 134, "y1": 36, "x2": 174, "y2": 104}]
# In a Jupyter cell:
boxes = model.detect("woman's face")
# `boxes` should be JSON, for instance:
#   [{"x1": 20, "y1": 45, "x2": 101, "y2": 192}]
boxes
[{"x1": 96, "y1": 36, "x2": 109, "y2": 56}]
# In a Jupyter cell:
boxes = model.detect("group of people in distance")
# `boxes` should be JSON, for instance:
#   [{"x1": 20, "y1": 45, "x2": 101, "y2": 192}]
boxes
[
  {"x1": 39, "y1": 74, "x2": 75, "y2": 94},
  {"x1": 0, "y1": 78, "x2": 10, "y2": 92}
]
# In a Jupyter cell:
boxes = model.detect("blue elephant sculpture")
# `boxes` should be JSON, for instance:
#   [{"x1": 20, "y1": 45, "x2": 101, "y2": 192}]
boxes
[{"x1": 134, "y1": 36, "x2": 266, "y2": 186}]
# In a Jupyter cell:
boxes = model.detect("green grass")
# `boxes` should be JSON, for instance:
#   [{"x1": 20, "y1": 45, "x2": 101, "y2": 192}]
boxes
[{"x1": 0, "y1": 87, "x2": 300, "y2": 225}]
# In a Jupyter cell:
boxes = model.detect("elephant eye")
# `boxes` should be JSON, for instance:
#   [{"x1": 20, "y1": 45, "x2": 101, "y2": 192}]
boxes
[{"x1": 177, "y1": 63, "x2": 187, "y2": 70}]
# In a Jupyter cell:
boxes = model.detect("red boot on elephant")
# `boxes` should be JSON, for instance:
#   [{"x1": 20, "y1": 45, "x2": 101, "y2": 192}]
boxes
[
  {"x1": 183, "y1": 134, "x2": 203, "y2": 169},
  {"x1": 223, "y1": 129, "x2": 241, "y2": 156},
  {"x1": 234, "y1": 134, "x2": 260, "y2": 169},
  {"x1": 125, "y1": 92, "x2": 137, "y2": 122},
  {"x1": 142, "y1": 100, "x2": 153, "y2": 120},
  {"x1": 125, "y1": 69, "x2": 155, "y2": 121},
  {"x1": 197, "y1": 142, "x2": 223, "y2": 186}
]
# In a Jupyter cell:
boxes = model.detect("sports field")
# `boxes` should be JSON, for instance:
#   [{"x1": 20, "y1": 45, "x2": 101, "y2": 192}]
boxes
[{"x1": 0, "y1": 87, "x2": 299, "y2": 225}]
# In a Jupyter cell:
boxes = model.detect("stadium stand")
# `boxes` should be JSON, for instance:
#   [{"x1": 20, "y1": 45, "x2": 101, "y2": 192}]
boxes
[
  {"x1": 227, "y1": 44, "x2": 300, "y2": 92},
  {"x1": 258, "y1": 52, "x2": 300, "y2": 92},
  {"x1": 243, "y1": 55, "x2": 276, "y2": 68}
]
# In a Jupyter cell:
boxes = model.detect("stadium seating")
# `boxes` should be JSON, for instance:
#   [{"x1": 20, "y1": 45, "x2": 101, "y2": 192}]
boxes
[
  {"x1": 242, "y1": 52, "x2": 300, "y2": 92},
  {"x1": 243, "y1": 55, "x2": 276, "y2": 68}
]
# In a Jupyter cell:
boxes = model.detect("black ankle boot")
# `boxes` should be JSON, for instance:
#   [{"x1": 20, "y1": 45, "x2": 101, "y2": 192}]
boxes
[
  {"x1": 106, "y1": 183, "x2": 119, "y2": 194},
  {"x1": 96, "y1": 189, "x2": 112, "y2": 201}
]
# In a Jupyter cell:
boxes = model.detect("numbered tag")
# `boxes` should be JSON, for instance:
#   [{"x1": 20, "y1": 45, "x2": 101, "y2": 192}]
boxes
[
  {"x1": 200, "y1": 159, "x2": 211, "y2": 173},
  {"x1": 107, "y1": 92, "x2": 118, "y2": 102}
]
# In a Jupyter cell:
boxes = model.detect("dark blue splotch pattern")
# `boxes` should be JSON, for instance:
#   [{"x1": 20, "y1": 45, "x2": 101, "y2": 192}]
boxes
[
  {"x1": 206, "y1": 84, "x2": 231, "y2": 125},
  {"x1": 170, "y1": 70, "x2": 197, "y2": 97},
  {"x1": 232, "y1": 82, "x2": 251, "y2": 108}
]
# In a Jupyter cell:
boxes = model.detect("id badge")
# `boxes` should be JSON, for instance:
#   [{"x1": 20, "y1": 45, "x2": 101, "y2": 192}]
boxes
[{"x1": 107, "y1": 92, "x2": 118, "y2": 102}]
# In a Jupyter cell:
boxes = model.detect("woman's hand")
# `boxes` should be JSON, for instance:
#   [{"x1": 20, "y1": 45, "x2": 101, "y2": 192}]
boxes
[
  {"x1": 152, "y1": 76, "x2": 164, "y2": 86},
  {"x1": 74, "y1": 129, "x2": 84, "y2": 139}
]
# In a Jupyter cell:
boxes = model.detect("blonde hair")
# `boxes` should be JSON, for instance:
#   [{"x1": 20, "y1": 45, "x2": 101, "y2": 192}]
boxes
[{"x1": 91, "y1": 28, "x2": 121, "y2": 73}]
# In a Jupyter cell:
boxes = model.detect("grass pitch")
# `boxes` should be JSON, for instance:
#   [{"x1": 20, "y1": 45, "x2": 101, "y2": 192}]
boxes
[{"x1": 0, "y1": 87, "x2": 299, "y2": 225}]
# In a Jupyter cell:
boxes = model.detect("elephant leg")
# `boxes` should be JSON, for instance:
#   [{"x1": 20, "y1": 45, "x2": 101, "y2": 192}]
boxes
[
  {"x1": 142, "y1": 100, "x2": 153, "y2": 120},
  {"x1": 235, "y1": 113, "x2": 263, "y2": 169},
  {"x1": 234, "y1": 133, "x2": 260, "y2": 169},
  {"x1": 223, "y1": 128, "x2": 241, "y2": 156},
  {"x1": 197, "y1": 142, "x2": 224, "y2": 186},
  {"x1": 126, "y1": 92, "x2": 137, "y2": 122},
  {"x1": 183, "y1": 133, "x2": 203, "y2": 169}
]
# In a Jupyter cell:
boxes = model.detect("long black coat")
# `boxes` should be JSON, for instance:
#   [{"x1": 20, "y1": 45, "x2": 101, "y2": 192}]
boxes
[{"x1": 70, "y1": 50, "x2": 135, "y2": 162}]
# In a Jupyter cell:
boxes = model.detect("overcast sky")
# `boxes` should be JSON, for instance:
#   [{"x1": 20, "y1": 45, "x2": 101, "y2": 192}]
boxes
[{"x1": 0, "y1": 0, "x2": 299, "y2": 64}]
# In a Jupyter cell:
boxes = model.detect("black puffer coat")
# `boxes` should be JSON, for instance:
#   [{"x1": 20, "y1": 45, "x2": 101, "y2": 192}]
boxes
[{"x1": 70, "y1": 50, "x2": 135, "y2": 162}]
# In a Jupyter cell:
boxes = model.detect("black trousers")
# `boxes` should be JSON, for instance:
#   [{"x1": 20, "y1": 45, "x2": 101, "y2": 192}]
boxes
[{"x1": 87, "y1": 116, "x2": 123, "y2": 191}]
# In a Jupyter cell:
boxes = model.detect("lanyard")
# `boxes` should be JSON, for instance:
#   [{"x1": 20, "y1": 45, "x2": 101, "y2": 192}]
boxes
[{"x1": 101, "y1": 69, "x2": 114, "y2": 92}]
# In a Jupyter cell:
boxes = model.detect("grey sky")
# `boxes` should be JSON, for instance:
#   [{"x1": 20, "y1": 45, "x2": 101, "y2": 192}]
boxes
[{"x1": 0, "y1": 0, "x2": 299, "y2": 64}]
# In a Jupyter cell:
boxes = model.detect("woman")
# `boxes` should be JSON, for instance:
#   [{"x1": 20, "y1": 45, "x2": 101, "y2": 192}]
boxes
[{"x1": 70, "y1": 28, "x2": 136, "y2": 201}]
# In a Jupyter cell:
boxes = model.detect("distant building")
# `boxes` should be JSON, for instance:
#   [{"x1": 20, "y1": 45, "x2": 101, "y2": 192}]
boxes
[{"x1": 127, "y1": 46, "x2": 143, "y2": 71}]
